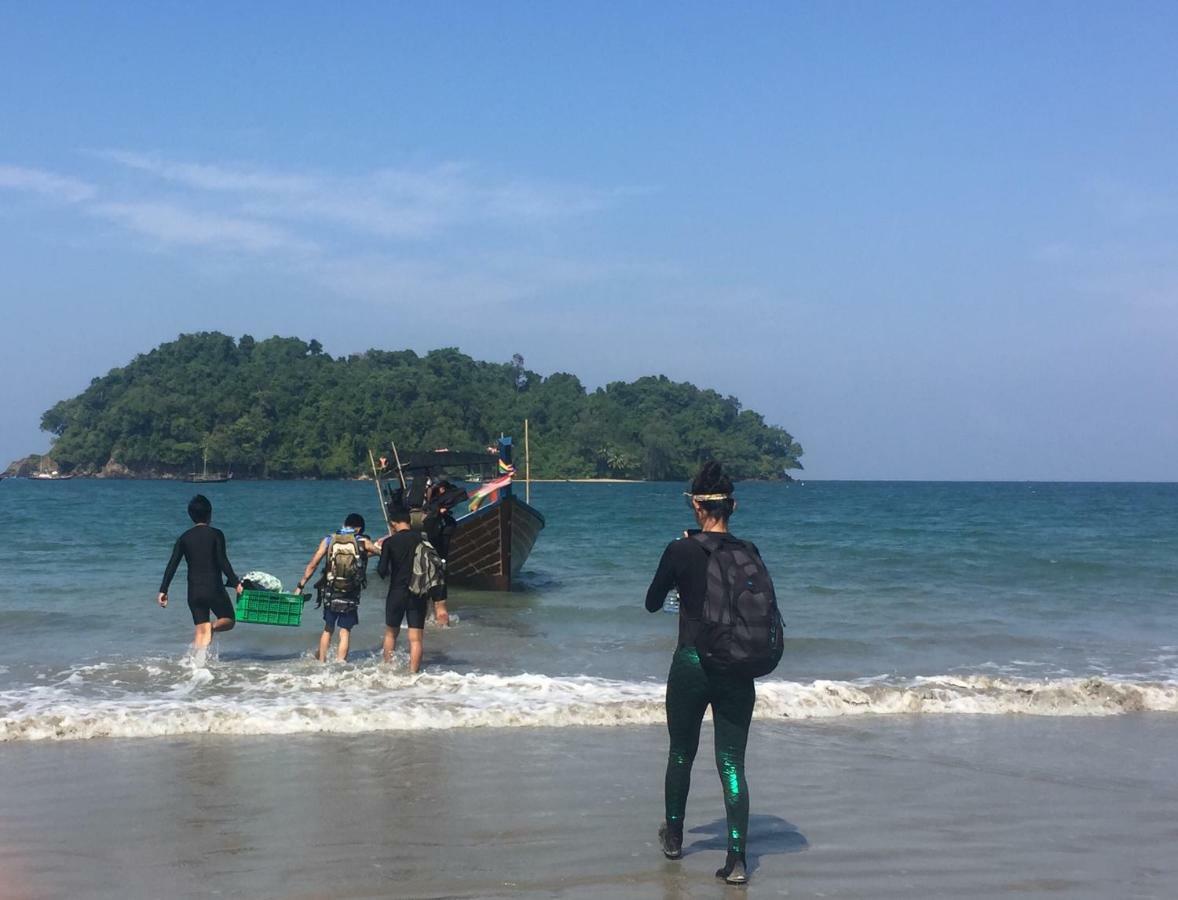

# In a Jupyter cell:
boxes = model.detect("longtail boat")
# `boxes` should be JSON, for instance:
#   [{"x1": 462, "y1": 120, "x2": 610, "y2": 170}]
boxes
[{"x1": 378, "y1": 437, "x2": 544, "y2": 591}]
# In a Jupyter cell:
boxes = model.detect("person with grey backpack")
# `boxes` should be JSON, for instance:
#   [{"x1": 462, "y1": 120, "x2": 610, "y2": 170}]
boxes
[
  {"x1": 644, "y1": 461, "x2": 785, "y2": 885},
  {"x1": 377, "y1": 501, "x2": 444, "y2": 673},
  {"x1": 294, "y1": 513, "x2": 382, "y2": 663}
]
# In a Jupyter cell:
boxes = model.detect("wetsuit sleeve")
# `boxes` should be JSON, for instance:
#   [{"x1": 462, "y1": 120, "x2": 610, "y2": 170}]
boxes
[
  {"x1": 377, "y1": 538, "x2": 392, "y2": 580},
  {"x1": 645, "y1": 542, "x2": 680, "y2": 612},
  {"x1": 215, "y1": 529, "x2": 240, "y2": 587},
  {"x1": 159, "y1": 538, "x2": 184, "y2": 593}
]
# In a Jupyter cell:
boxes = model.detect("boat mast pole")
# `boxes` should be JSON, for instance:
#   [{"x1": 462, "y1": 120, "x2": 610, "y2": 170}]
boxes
[
  {"x1": 368, "y1": 449, "x2": 392, "y2": 534},
  {"x1": 524, "y1": 419, "x2": 531, "y2": 504},
  {"x1": 390, "y1": 441, "x2": 408, "y2": 492}
]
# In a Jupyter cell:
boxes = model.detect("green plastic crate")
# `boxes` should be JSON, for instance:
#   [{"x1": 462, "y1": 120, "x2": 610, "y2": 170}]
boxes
[{"x1": 237, "y1": 589, "x2": 305, "y2": 626}]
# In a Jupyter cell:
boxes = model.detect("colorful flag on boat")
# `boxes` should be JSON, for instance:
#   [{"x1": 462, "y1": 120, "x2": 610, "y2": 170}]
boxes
[
  {"x1": 498, "y1": 458, "x2": 516, "y2": 475},
  {"x1": 468, "y1": 473, "x2": 514, "y2": 511}
]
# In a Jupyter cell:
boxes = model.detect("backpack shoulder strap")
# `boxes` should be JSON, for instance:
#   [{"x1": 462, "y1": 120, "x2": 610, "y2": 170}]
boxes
[{"x1": 689, "y1": 531, "x2": 738, "y2": 553}]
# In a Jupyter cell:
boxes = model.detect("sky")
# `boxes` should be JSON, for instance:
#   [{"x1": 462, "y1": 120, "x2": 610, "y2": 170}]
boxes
[{"x1": 1, "y1": 2, "x2": 1176, "y2": 480}]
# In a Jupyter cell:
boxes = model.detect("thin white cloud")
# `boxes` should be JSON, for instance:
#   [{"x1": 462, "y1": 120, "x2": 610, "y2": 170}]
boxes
[
  {"x1": 2, "y1": 152, "x2": 653, "y2": 297},
  {"x1": 96, "y1": 150, "x2": 633, "y2": 238},
  {"x1": 96, "y1": 150, "x2": 317, "y2": 195},
  {"x1": 90, "y1": 201, "x2": 316, "y2": 254},
  {"x1": 0, "y1": 165, "x2": 96, "y2": 203}
]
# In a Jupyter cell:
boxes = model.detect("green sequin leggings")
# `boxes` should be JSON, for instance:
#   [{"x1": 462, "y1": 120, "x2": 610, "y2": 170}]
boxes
[{"x1": 663, "y1": 645, "x2": 756, "y2": 854}]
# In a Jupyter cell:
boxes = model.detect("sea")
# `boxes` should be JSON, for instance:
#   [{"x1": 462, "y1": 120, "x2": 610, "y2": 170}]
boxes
[{"x1": 1, "y1": 478, "x2": 1176, "y2": 743}]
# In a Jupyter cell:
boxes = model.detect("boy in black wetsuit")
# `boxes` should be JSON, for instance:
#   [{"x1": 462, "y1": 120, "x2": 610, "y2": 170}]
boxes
[
  {"x1": 158, "y1": 494, "x2": 243, "y2": 649},
  {"x1": 378, "y1": 504, "x2": 428, "y2": 672}
]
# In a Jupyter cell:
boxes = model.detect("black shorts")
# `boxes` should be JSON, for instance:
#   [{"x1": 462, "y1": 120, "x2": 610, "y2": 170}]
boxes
[
  {"x1": 386, "y1": 593, "x2": 428, "y2": 629},
  {"x1": 188, "y1": 592, "x2": 235, "y2": 625}
]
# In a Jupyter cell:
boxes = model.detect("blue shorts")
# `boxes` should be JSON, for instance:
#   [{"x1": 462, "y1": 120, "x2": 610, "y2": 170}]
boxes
[{"x1": 323, "y1": 607, "x2": 358, "y2": 631}]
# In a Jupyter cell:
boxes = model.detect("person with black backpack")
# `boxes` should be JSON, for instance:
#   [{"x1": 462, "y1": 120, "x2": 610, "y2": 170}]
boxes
[
  {"x1": 294, "y1": 513, "x2": 382, "y2": 662},
  {"x1": 644, "y1": 461, "x2": 785, "y2": 886}
]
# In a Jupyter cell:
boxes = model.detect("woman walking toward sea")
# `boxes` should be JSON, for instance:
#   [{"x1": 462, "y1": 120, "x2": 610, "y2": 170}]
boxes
[{"x1": 645, "y1": 460, "x2": 760, "y2": 885}]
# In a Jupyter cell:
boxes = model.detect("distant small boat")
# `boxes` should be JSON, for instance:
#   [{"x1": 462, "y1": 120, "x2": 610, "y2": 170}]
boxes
[{"x1": 187, "y1": 449, "x2": 232, "y2": 484}]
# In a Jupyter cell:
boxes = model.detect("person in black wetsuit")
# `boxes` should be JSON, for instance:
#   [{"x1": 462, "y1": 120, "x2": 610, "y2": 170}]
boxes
[
  {"x1": 422, "y1": 480, "x2": 463, "y2": 627},
  {"x1": 645, "y1": 461, "x2": 755, "y2": 885},
  {"x1": 158, "y1": 494, "x2": 243, "y2": 649},
  {"x1": 378, "y1": 502, "x2": 429, "y2": 672}
]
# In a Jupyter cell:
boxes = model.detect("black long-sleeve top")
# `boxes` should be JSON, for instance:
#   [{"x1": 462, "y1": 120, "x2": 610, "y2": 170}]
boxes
[
  {"x1": 646, "y1": 536, "x2": 710, "y2": 649},
  {"x1": 377, "y1": 529, "x2": 422, "y2": 603},
  {"x1": 423, "y1": 509, "x2": 457, "y2": 560},
  {"x1": 646, "y1": 532, "x2": 759, "y2": 649},
  {"x1": 159, "y1": 525, "x2": 240, "y2": 600}
]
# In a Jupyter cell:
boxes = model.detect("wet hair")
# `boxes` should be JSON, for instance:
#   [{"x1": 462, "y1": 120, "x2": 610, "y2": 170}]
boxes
[
  {"x1": 344, "y1": 513, "x2": 366, "y2": 532},
  {"x1": 690, "y1": 461, "x2": 735, "y2": 522},
  {"x1": 187, "y1": 494, "x2": 212, "y2": 524}
]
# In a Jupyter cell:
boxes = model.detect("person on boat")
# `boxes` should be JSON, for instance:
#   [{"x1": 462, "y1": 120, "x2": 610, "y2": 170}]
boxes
[
  {"x1": 377, "y1": 501, "x2": 433, "y2": 672},
  {"x1": 644, "y1": 461, "x2": 760, "y2": 885},
  {"x1": 158, "y1": 494, "x2": 243, "y2": 649},
  {"x1": 294, "y1": 513, "x2": 382, "y2": 662},
  {"x1": 422, "y1": 480, "x2": 464, "y2": 627}
]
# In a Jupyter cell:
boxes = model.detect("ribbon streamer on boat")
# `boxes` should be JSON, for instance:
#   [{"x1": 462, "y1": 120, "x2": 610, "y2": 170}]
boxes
[{"x1": 468, "y1": 473, "x2": 514, "y2": 511}]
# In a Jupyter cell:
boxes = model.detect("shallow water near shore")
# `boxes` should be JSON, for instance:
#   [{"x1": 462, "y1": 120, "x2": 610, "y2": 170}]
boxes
[{"x1": 1, "y1": 479, "x2": 1177, "y2": 740}]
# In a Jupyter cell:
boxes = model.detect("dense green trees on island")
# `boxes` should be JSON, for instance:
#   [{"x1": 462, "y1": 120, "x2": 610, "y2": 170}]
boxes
[{"x1": 39, "y1": 332, "x2": 804, "y2": 480}]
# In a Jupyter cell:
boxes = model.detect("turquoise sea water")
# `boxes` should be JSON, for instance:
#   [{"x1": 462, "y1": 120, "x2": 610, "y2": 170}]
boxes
[{"x1": 1, "y1": 478, "x2": 1176, "y2": 740}]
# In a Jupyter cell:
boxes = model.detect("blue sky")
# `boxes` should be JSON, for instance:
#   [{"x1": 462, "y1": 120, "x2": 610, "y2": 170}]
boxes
[{"x1": 2, "y1": 2, "x2": 1175, "y2": 479}]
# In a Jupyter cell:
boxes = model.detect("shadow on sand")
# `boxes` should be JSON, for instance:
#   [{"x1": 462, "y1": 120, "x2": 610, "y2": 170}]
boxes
[{"x1": 685, "y1": 813, "x2": 808, "y2": 873}]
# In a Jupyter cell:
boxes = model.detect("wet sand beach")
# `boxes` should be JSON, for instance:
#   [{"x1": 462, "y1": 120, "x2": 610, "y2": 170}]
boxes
[{"x1": 2, "y1": 715, "x2": 1177, "y2": 899}]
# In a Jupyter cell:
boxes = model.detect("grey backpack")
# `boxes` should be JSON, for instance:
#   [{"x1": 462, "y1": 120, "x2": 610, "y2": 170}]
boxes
[
  {"x1": 690, "y1": 533, "x2": 785, "y2": 678},
  {"x1": 409, "y1": 538, "x2": 445, "y2": 598}
]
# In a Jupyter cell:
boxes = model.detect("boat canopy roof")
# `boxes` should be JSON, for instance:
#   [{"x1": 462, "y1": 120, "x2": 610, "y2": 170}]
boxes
[{"x1": 398, "y1": 449, "x2": 500, "y2": 473}]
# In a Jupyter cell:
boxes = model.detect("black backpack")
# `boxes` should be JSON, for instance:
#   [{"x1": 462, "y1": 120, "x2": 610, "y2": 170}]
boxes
[{"x1": 690, "y1": 532, "x2": 785, "y2": 678}]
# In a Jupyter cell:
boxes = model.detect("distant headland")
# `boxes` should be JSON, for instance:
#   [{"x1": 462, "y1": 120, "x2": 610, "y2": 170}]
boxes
[{"x1": 7, "y1": 332, "x2": 803, "y2": 481}]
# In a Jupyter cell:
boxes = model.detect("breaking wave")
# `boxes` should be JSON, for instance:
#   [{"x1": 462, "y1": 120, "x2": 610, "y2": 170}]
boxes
[{"x1": 3, "y1": 658, "x2": 1177, "y2": 742}]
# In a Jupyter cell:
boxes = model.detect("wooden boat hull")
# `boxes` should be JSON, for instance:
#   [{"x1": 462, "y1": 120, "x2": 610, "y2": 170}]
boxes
[{"x1": 446, "y1": 494, "x2": 545, "y2": 591}]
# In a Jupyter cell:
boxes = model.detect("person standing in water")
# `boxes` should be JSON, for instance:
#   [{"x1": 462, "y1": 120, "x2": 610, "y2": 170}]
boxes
[
  {"x1": 422, "y1": 480, "x2": 462, "y2": 627},
  {"x1": 294, "y1": 513, "x2": 383, "y2": 663},
  {"x1": 645, "y1": 461, "x2": 759, "y2": 885},
  {"x1": 378, "y1": 502, "x2": 430, "y2": 672},
  {"x1": 158, "y1": 494, "x2": 243, "y2": 649}
]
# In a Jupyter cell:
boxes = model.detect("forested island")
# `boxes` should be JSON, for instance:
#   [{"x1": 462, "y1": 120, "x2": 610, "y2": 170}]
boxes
[{"x1": 22, "y1": 332, "x2": 804, "y2": 481}]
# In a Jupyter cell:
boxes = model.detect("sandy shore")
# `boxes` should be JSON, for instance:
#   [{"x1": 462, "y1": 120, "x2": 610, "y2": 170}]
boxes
[{"x1": 2, "y1": 716, "x2": 1177, "y2": 898}]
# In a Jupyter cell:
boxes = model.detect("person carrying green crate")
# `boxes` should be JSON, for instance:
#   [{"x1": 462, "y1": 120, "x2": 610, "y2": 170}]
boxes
[
  {"x1": 157, "y1": 494, "x2": 244, "y2": 650},
  {"x1": 294, "y1": 513, "x2": 383, "y2": 662}
]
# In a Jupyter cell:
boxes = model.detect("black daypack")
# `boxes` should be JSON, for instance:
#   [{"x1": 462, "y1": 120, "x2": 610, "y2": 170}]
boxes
[{"x1": 691, "y1": 532, "x2": 785, "y2": 678}]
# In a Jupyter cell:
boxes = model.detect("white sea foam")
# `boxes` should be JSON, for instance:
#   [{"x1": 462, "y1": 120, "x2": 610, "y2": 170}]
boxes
[{"x1": 2, "y1": 665, "x2": 1177, "y2": 742}]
